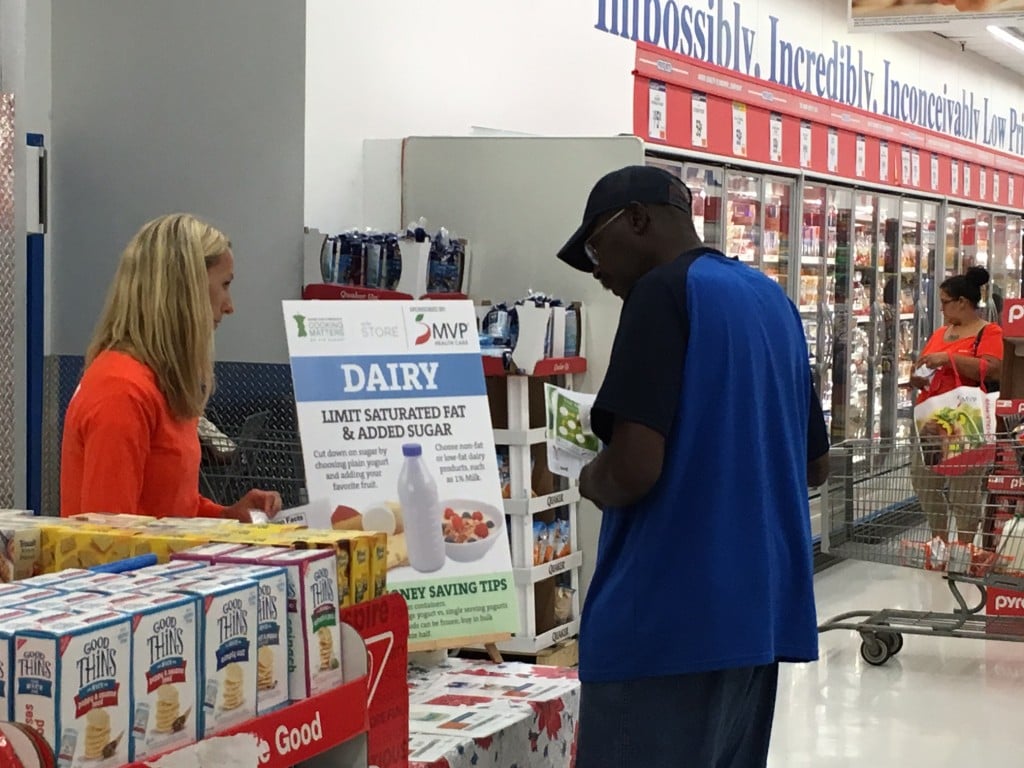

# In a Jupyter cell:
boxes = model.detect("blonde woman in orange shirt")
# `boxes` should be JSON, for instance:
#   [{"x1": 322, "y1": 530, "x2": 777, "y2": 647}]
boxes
[
  {"x1": 60, "y1": 213, "x2": 282, "y2": 520},
  {"x1": 910, "y1": 266, "x2": 1003, "y2": 544}
]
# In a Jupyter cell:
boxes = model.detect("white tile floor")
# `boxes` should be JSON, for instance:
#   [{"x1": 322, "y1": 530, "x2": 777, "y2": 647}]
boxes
[{"x1": 769, "y1": 560, "x2": 1024, "y2": 766}]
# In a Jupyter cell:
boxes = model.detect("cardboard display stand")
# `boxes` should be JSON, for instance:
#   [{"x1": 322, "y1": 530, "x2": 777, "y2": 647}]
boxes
[{"x1": 282, "y1": 300, "x2": 518, "y2": 653}]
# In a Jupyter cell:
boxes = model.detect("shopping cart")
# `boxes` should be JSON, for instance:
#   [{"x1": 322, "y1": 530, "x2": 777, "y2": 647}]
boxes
[
  {"x1": 818, "y1": 435, "x2": 1024, "y2": 665},
  {"x1": 199, "y1": 424, "x2": 307, "y2": 509}
]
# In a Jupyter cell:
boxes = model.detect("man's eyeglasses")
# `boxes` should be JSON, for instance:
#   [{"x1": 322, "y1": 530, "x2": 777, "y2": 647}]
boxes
[{"x1": 584, "y1": 209, "x2": 626, "y2": 266}]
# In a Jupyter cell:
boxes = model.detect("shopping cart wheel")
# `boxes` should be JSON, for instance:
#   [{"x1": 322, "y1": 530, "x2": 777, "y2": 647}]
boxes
[
  {"x1": 859, "y1": 634, "x2": 891, "y2": 666},
  {"x1": 876, "y1": 630, "x2": 903, "y2": 656}
]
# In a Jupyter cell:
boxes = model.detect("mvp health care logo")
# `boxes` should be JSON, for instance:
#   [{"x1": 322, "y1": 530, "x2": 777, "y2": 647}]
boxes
[{"x1": 412, "y1": 313, "x2": 431, "y2": 346}]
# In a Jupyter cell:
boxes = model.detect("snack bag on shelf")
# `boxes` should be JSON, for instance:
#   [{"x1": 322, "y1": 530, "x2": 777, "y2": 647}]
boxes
[
  {"x1": 13, "y1": 610, "x2": 132, "y2": 766},
  {"x1": 555, "y1": 520, "x2": 572, "y2": 559},
  {"x1": 204, "y1": 564, "x2": 290, "y2": 713},
  {"x1": 533, "y1": 521, "x2": 546, "y2": 566}
]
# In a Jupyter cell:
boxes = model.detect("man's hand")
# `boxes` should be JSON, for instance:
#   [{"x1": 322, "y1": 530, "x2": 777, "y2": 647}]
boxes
[
  {"x1": 578, "y1": 420, "x2": 665, "y2": 509},
  {"x1": 224, "y1": 489, "x2": 283, "y2": 522}
]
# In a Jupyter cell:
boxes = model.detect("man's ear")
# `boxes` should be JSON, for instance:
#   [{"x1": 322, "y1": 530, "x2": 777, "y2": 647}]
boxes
[{"x1": 626, "y1": 202, "x2": 651, "y2": 236}]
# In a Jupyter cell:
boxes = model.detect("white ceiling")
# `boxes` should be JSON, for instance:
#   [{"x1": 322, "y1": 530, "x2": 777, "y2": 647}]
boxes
[{"x1": 935, "y1": 26, "x2": 1024, "y2": 77}]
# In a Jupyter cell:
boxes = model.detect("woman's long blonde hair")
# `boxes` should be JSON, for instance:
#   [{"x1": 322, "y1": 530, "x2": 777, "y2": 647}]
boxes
[{"x1": 87, "y1": 213, "x2": 230, "y2": 420}]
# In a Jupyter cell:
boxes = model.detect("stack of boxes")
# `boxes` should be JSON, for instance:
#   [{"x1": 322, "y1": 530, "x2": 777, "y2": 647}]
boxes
[
  {"x1": 0, "y1": 541, "x2": 349, "y2": 764},
  {"x1": 0, "y1": 512, "x2": 387, "y2": 609}
]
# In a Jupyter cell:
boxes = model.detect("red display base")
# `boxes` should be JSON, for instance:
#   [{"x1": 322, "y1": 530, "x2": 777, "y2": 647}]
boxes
[
  {"x1": 482, "y1": 356, "x2": 588, "y2": 377},
  {"x1": 303, "y1": 284, "x2": 414, "y2": 301},
  {"x1": 996, "y1": 399, "x2": 1024, "y2": 417}
]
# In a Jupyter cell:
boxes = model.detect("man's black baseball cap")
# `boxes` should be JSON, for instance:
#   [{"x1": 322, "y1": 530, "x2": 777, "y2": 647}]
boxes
[{"x1": 556, "y1": 165, "x2": 693, "y2": 273}]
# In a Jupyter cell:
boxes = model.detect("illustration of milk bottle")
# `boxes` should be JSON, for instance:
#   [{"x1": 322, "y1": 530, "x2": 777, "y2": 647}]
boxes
[{"x1": 398, "y1": 443, "x2": 446, "y2": 572}]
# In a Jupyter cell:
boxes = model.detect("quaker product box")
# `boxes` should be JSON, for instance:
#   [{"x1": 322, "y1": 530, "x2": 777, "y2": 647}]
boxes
[
  {"x1": 0, "y1": 524, "x2": 41, "y2": 582},
  {"x1": 205, "y1": 565, "x2": 289, "y2": 713},
  {"x1": 14, "y1": 610, "x2": 132, "y2": 767},
  {"x1": 220, "y1": 548, "x2": 343, "y2": 698},
  {"x1": 158, "y1": 578, "x2": 258, "y2": 737},
  {"x1": 129, "y1": 561, "x2": 208, "y2": 579},
  {"x1": 106, "y1": 593, "x2": 199, "y2": 760},
  {"x1": 169, "y1": 543, "x2": 247, "y2": 563},
  {"x1": 0, "y1": 610, "x2": 38, "y2": 721},
  {"x1": 129, "y1": 532, "x2": 211, "y2": 564}
]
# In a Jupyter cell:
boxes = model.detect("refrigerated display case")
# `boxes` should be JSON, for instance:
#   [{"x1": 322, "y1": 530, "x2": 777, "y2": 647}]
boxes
[
  {"x1": 763, "y1": 179, "x2": 793, "y2": 290},
  {"x1": 683, "y1": 164, "x2": 723, "y2": 248},
  {"x1": 725, "y1": 171, "x2": 761, "y2": 266}
]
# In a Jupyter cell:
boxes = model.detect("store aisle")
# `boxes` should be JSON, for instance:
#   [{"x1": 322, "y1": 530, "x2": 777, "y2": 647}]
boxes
[{"x1": 769, "y1": 560, "x2": 1024, "y2": 766}]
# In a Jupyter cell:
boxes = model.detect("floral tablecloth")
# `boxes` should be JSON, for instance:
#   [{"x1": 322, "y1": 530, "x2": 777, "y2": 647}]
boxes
[{"x1": 407, "y1": 658, "x2": 580, "y2": 768}]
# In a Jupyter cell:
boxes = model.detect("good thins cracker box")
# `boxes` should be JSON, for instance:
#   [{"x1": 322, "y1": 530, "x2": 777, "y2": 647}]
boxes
[
  {"x1": 14, "y1": 610, "x2": 132, "y2": 767},
  {"x1": 206, "y1": 565, "x2": 289, "y2": 713},
  {"x1": 104, "y1": 593, "x2": 199, "y2": 761},
  {"x1": 0, "y1": 610, "x2": 37, "y2": 721},
  {"x1": 170, "y1": 543, "x2": 247, "y2": 563},
  {"x1": 129, "y1": 532, "x2": 211, "y2": 564},
  {"x1": 160, "y1": 578, "x2": 257, "y2": 737},
  {"x1": 17, "y1": 570, "x2": 91, "y2": 588},
  {"x1": 218, "y1": 548, "x2": 342, "y2": 697},
  {"x1": 130, "y1": 561, "x2": 208, "y2": 579}
]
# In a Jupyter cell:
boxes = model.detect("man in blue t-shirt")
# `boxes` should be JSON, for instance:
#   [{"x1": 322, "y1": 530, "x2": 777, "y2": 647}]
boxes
[{"x1": 556, "y1": 165, "x2": 829, "y2": 768}]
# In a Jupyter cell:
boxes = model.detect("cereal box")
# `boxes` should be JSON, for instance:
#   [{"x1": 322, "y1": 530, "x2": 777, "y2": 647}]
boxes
[
  {"x1": 206, "y1": 565, "x2": 289, "y2": 713},
  {"x1": 169, "y1": 543, "x2": 247, "y2": 563},
  {"x1": 253, "y1": 550, "x2": 342, "y2": 697},
  {"x1": 1, "y1": 525, "x2": 42, "y2": 581},
  {"x1": 104, "y1": 593, "x2": 199, "y2": 760},
  {"x1": 0, "y1": 609, "x2": 37, "y2": 721},
  {"x1": 162, "y1": 579, "x2": 257, "y2": 737},
  {"x1": 14, "y1": 610, "x2": 133, "y2": 767}
]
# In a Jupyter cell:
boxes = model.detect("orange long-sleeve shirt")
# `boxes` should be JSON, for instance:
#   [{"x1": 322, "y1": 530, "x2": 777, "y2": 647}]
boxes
[{"x1": 60, "y1": 350, "x2": 226, "y2": 519}]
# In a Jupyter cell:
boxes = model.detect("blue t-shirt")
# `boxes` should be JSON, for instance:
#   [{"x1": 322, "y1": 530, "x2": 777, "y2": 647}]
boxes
[{"x1": 579, "y1": 248, "x2": 827, "y2": 683}]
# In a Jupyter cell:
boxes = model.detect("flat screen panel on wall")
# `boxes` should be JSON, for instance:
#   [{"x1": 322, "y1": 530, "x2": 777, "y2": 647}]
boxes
[{"x1": 850, "y1": 0, "x2": 1024, "y2": 32}]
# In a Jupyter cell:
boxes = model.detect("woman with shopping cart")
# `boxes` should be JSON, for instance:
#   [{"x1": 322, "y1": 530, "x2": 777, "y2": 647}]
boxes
[
  {"x1": 910, "y1": 266, "x2": 1003, "y2": 545},
  {"x1": 60, "y1": 213, "x2": 282, "y2": 521}
]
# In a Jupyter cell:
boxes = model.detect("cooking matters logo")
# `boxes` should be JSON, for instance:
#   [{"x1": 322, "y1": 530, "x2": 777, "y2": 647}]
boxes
[{"x1": 293, "y1": 315, "x2": 346, "y2": 342}]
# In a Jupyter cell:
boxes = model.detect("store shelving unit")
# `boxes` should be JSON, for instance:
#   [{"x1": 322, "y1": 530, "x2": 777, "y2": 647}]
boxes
[{"x1": 489, "y1": 356, "x2": 586, "y2": 655}]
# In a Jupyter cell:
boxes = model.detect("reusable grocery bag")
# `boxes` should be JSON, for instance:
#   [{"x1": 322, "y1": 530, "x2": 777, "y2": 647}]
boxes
[{"x1": 914, "y1": 360, "x2": 997, "y2": 476}]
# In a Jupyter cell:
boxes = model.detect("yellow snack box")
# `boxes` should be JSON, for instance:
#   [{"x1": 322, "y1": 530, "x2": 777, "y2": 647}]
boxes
[
  {"x1": 366, "y1": 532, "x2": 387, "y2": 600},
  {"x1": 73, "y1": 512, "x2": 157, "y2": 529},
  {"x1": 130, "y1": 531, "x2": 211, "y2": 563},
  {"x1": 302, "y1": 530, "x2": 373, "y2": 606},
  {"x1": 52, "y1": 525, "x2": 138, "y2": 571}
]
